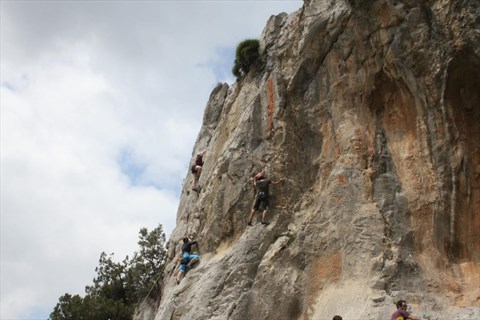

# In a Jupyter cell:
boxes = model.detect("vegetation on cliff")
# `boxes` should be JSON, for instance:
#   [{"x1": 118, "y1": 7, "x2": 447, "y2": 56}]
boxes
[
  {"x1": 49, "y1": 225, "x2": 167, "y2": 320},
  {"x1": 232, "y1": 39, "x2": 261, "y2": 78}
]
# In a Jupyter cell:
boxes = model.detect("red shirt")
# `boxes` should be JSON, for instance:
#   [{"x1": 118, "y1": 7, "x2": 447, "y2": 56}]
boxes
[
  {"x1": 391, "y1": 309, "x2": 410, "y2": 320},
  {"x1": 195, "y1": 155, "x2": 204, "y2": 166}
]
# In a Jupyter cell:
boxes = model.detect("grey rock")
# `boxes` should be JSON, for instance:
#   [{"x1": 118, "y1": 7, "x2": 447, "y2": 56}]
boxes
[{"x1": 135, "y1": 0, "x2": 480, "y2": 319}]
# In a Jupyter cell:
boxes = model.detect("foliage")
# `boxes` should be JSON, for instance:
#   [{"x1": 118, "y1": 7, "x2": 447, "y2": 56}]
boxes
[
  {"x1": 50, "y1": 294, "x2": 86, "y2": 320},
  {"x1": 129, "y1": 226, "x2": 167, "y2": 300},
  {"x1": 271, "y1": 232, "x2": 296, "y2": 247},
  {"x1": 50, "y1": 225, "x2": 167, "y2": 320},
  {"x1": 232, "y1": 39, "x2": 260, "y2": 78},
  {"x1": 286, "y1": 233, "x2": 296, "y2": 246}
]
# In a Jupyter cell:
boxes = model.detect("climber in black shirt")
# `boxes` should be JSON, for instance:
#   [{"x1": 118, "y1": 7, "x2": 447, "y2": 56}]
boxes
[
  {"x1": 176, "y1": 237, "x2": 200, "y2": 285},
  {"x1": 247, "y1": 172, "x2": 284, "y2": 226},
  {"x1": 182, "y1": 238, "x2": 197, "y2": 254}
]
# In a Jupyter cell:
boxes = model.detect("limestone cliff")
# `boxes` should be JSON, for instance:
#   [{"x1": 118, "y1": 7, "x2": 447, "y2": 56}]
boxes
[{"x1": 136, "y1": 0, "x2": 480, "y2": 319}]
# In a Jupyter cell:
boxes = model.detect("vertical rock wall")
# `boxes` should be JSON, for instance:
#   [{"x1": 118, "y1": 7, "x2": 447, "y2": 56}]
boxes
[{"x1": 135, "y1": 0, "x2": 480, "y2": 319}]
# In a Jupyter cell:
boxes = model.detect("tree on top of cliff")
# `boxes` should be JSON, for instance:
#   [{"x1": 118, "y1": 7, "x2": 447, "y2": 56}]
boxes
[{"x1": 232, "y1": 39, "x2": 260, "y2": 78}]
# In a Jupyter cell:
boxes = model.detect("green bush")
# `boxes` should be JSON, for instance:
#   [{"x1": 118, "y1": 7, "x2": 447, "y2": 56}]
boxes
[
  {"x1": 232, "y1": 39, "x2": 260, "y2": 78},
  {"x1": 271, "y1": 232, "x2": 296, "y2": 247},
  {"x1": 50, "y1": 225, "x2": 167, "y2": 320}
]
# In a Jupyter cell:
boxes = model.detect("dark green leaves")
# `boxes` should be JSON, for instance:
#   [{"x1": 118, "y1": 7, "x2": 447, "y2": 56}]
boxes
[
  {"x1": 50, "y1": 225, "x2": 167, "y2": 320},
  {"x1": 232, "y1": 39, "x2": 260, "y2": 78}
]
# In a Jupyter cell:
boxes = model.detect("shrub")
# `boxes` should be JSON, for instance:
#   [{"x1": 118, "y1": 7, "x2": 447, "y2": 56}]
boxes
[
  {"x1": 50, "y1": 225, "x2": 167, "y2": 320},
  {"x1": 232, "y1": 39, "x2": 260, "y2": 78}
]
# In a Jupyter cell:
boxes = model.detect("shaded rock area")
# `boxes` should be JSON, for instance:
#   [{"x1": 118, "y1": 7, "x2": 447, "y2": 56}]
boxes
[{"x1": 135, "y1": 0, "x2": 480, "y2": 319}]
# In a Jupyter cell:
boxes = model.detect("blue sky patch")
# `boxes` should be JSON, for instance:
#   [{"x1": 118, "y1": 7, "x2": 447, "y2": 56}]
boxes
[
  {"x1": 202, "y1": 46, "x2": 236, "y2": 84},
  {"x1": 1, "y1": 81, "x2": 16, "y2": 92},
  {"x1": 117, "y1": 148, "x2": 147, "y2": 186}
]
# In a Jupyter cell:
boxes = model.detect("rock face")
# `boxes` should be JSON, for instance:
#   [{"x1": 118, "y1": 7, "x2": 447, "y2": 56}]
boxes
[{"x1": 136, "y1": 0, "x2": 480, "y2": 319}]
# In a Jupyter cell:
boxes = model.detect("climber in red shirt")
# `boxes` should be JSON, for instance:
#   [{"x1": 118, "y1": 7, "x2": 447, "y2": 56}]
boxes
[
  {"x1": 191, "y1": 149, "x2": 207, "y2": 192},
  {"x1": 391, "y1": 300, "x2": 421, "y2": 320}
]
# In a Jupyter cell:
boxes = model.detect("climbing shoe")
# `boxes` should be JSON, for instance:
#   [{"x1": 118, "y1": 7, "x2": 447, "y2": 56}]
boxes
[
  {"x1": 192, "y1": 187, "x2": 199, "y2": 193},
  {"x1": 247, "y1": 221, "x2": 252, "y2": 226},
  {"x1": 261, "y1": 221, "x2": 270, "y2": 225}
]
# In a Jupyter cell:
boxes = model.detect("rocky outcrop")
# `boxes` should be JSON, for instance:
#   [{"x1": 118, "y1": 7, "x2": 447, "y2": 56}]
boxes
[{"x1": 135, "y1": 0, "x2": 480, "y2": 319}]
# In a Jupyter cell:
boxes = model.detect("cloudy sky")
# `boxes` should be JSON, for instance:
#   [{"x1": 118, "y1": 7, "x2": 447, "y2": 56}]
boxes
[{"x1": 0, "y1": 1, "x2": 302, "y2": 319}]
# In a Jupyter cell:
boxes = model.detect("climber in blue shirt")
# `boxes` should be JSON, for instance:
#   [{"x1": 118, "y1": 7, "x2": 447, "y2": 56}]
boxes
[{"x1": 176, "y1": 237, "x2": 200, "y2": 285}]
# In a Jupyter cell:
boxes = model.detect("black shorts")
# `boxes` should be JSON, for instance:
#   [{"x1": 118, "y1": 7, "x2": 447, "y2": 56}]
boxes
[
  {"x1": 253, "y1": 194, "x2": 269, "y2": 211},
  {"x1": 191, "y1": 164, "x2": 202, "y2": 174}
]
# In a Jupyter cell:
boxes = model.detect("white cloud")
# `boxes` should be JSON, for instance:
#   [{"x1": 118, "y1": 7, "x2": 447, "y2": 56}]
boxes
[{"x1": 0, "y1": 1, "x2": 302, "y2": 319}]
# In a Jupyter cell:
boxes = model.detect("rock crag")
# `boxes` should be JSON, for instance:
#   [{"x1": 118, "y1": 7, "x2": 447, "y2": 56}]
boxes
[{"x1": 136, "y1": 0, "x2": 480, "y2": 319}]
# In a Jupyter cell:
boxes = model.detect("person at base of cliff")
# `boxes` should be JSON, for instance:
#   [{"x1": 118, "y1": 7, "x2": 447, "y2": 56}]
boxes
[
  {"x1": 176, "y1": 237, "x2": 200, "y2": 285},
  {"x1": 247, "y1": 171, "x2": 284, "y2": 226},
  {"x1": 391, "y1": 300, "x2": 421, "y2": 320},
  {"x1": 332, "y1": 316, "x2": 342, "y2": 320},
  {"x1": 191, "y1": 149, "x2": 207, "y2": 192}
]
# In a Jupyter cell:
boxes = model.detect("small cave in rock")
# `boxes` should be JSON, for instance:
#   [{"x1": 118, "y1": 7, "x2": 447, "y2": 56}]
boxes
[
  {"x1": 368, "y1": 71, "x2": 417, "y2": 235},
  {"x1": 368, "y1": 72, "x2": 418, "y2": 140},
  {"x1": 444, "y1": 49, "x2": 480, "y2": 262}
]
